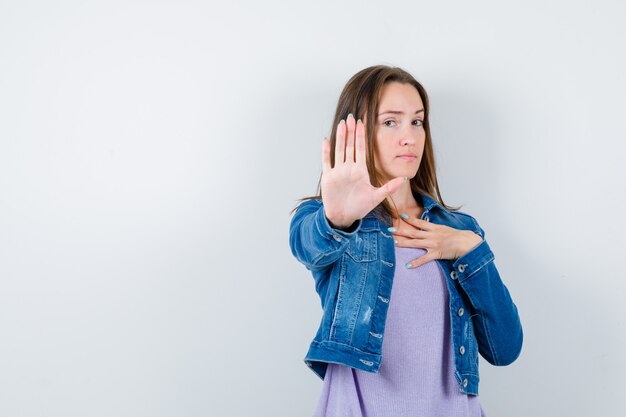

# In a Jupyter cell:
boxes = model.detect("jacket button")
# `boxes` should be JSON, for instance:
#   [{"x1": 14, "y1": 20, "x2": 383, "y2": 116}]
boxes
[
  {"x1": 332, "y1": 234, "x2": 341, "y2": 242},
  {"x1": 460, "y1": 346, "x2": 466, "y2": 355},
  {"x1": 458, "y1": 264, "x2": 466, "y2": 273},
  {"x1": 457, "y1": 307, "x2": 464, "y2": 317},
  {"x1": 450, "y1": 271, "x2": 458, "y2": 280},
  {"x1": 463, "y1": 379, "x2": 468, "y2": 388}
]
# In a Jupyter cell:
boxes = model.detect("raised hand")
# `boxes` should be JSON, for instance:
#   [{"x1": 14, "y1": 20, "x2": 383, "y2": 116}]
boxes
[{"x1": 321, "y1": 114, "x2": 405, "y2": 229}]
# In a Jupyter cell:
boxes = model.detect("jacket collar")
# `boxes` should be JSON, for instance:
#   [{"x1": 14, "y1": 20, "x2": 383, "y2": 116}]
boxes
[
  {"x1": 417, "y1": 191, "x2": 445, "y2": 213},
  {"x1": 364, "y1": 191, "x2": 445, "y2": 221}
]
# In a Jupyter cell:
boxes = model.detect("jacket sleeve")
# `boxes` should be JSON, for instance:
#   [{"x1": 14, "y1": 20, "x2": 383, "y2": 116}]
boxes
[
  {"x1": 289, "y1": 199, "x2": 362, "y2": 271},
  {"x1": 452, "y1": 215, "x2": 524, "y2": 366}
]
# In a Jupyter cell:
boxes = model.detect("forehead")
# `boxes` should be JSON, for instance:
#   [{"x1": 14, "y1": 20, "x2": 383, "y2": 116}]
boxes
[{"x1": 378, "y1": 82, "x2": 423, "y2": 109}]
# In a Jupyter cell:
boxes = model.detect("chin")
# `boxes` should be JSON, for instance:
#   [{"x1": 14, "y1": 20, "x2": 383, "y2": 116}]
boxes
[
  {"x1": 402, "y1": 169, "x2": 420, "y2": 180},
  {"x1": 380, "y1": 167, "x2": 420, "y2": 182}
]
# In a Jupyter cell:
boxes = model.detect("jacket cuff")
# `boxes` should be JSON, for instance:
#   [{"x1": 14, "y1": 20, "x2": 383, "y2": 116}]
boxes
[
  {"x1": 452, "y1": 238, "x2": 495, "y2": 282},
  {"x1": 314, "y1": 205, "x2": 363, "y2": 244}
]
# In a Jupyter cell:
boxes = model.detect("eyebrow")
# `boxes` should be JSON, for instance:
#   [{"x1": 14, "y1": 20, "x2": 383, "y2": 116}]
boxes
[{"x1": 378, "y1": 109, "x2": 424, "y2": 116}]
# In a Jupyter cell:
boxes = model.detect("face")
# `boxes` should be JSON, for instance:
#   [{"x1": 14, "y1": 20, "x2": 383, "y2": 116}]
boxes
[{"x1": 370, "y1": 82, "x2": 426, "y2": 183}]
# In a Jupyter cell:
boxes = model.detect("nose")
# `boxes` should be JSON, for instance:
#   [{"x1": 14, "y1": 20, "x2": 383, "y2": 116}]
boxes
[{"x1": 401, "y1": 130, "x2": 417, "y2": 146}]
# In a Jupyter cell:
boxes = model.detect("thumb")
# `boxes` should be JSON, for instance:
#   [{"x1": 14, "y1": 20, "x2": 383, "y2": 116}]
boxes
[{"x1": 374, "y1": 176, "x2": 406, "y2": 201}]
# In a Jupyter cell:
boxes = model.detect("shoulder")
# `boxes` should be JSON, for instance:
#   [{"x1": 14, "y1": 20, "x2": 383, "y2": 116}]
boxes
[
  {"x1": 290, "y1": 199, "x2": 326, "y2": 229},
  {"x1": 293, "y1": 198, "x2": 323, "y2": 215},
  {"x1": 433, "y1": 207, "x2": 485, "y2": 239},
  {"x1": 451, "y1": 209, "x2": 478, "y2": 224},
  {"x1": 298, "y1": 198, "x2": 322, "y2": 208},
  {"x1": 448, "y1": 209, "x2": 485, "y2": 239}
]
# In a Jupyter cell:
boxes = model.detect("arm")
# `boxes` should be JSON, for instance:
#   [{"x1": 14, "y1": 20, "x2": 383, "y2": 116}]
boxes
[
  {"x1": 452, "y1": 217, "x2": 524, "y2": 366},
  {"x1": 290, "y1": 116, "x2": 403, "y2": 271},
  {"x1": 289, "y1": 199, "x2": 362, "y2": 271}
]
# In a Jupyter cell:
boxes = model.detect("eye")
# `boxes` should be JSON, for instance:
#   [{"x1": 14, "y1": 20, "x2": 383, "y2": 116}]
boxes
[
  {"x1": 413, "y1": 119, "x2": 424, "y2": 126},
  {"x1": 383, "y1": 120, "x2": 396, "y2": 127}
]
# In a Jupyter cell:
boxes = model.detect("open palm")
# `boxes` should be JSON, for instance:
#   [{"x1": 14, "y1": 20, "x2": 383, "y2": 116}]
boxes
[{"x1": 321, "y1": 115, "x2": 405, "y2": 229}]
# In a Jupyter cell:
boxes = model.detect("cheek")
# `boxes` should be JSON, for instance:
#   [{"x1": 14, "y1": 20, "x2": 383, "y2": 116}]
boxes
[
  {"x1": 373, "y1": 132, "x2": 388, "y2": 154},
  {"x1": 371, "y1": 143, "x2": 385, "y2": 170},
  {"x1": 374, "y1": 135, "x2": 394, "y2": 161}
]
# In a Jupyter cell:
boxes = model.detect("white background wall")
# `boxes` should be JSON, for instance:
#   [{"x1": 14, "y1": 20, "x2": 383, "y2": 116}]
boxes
[{"x1": 1, "y1": 0, "x2": 624, "y2": 416}]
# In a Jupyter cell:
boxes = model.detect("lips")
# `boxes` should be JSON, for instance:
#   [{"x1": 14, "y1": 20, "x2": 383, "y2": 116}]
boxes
[{"x1": 397, "y1": 154, "x2": 417, "y2": 160}]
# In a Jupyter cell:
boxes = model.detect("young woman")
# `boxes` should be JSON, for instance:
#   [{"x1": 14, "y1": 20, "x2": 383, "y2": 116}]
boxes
[{"x1": 289, "y1": 65, "x2": 523, "y2": 416}]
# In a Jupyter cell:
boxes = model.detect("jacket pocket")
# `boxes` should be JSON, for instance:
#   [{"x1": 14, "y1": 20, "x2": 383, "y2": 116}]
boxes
[
  {"x1": 345, "y1": 231, "x2": 377, "y2": 262},
  {"x1": 466, "y1": 313, "x2": 480, "y2": 367}
]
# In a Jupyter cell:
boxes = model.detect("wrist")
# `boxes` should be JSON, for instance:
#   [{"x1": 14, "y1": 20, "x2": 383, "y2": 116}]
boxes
[
  {"x1": 456, "y1": 230, "x2": 483, "y2": 259},
  {"x1": 326, "y1": 216, "x2": 358, "y2": 232},
  {"x1": 323, "y1": 208, "x2": 357, "y2": 230}
]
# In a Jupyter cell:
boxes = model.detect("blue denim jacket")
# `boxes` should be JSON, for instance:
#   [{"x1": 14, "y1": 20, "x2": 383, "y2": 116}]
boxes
[{"x1": 288, "y1": 192, "x2": 523, "y2": 395}]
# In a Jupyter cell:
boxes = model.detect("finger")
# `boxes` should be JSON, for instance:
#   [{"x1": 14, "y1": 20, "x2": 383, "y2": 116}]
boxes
[
  {"x1": 345, "y1": 117, "x2": 356, "y2": 164},
  {"x1": 391, "y1": 227, "x2": 428, "y2": 240},
  {"x1": 399, "y1": 214, "x2": 435, "y2": 231},
  {"x1": 321, "y1": 138, "x2": 331, "y2": 173},
  {"x1": 355, "y1": 118, "x2": 366, "y2": 165},
  {"x1": 393, "y1": 235, "x2": 426, "y2": 248},
  {"x1": 405, "y1": 253, "x2": 433, "y2": 269},
  {"x1": 345, "y1": 114, "x2": 356, "y2": 163},
  {"x1": 373, "y1": 176, "x2": 406, "y2": 202},
  {"x1": 334, "y1": 119, "x2": 346, "y2": 165}
]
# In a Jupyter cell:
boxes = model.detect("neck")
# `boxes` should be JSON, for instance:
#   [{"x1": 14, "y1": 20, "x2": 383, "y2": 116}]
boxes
[{"x1": 386, "y1": 181, "x2": 422, "y2": 218}]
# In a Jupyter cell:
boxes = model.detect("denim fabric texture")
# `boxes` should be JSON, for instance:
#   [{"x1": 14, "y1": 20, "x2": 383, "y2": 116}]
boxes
[{"x1": 289, "y1": 192, "x2": 523, "y2": 395}]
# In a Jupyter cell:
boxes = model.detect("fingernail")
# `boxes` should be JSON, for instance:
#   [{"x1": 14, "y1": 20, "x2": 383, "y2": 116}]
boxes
[
  {"x1": 347, "y1": 113, "x2": 354, "y2": 119},
  {"x1": 394, "y1": 239, "x2": 398, "y2": 245},
  {"x1": 387, "y1": 227, "x2": 397, "y2": 232},
  {"x1": 403, "y1": 176, "x2": 407, "y2": 184},
  {"x1": 339, "y1": 119, "x2": 345, "y2": 124},
  {"x1": 400, "y1": 213, "x2": 408, "y2": 219},
  {"x1": 405, "y1": 263, "x2": 412, "y2": 269}
]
